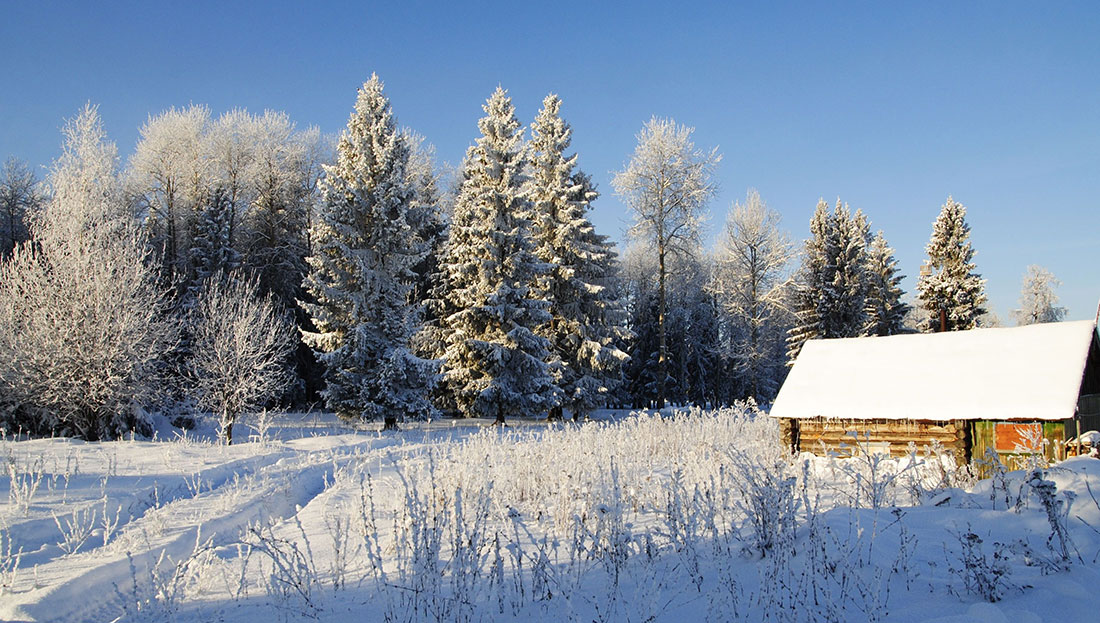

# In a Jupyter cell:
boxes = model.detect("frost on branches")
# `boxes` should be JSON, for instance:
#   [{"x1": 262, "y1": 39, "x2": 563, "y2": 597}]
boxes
[
  {"x1": 528, "y1": 94, "x2": 628, "y2": 420},
  {"x1": 190, "y1": 273, "x2": 295, "y2": 444},
  {"x1": 713, "y1": 190, "x2": 795, "y2": 400},
  {"x1": 863, "y1": 231, "x2": 910, "y2": 337},
  {"x1": 916, "y1": 196, "x2": 987, "y2": 332},
  {"x1": 302, "y1": 75, "x2": 435, "y2": 428},
  {"x1": 787, "y1": 199, "x2": 871, "y2": 361},
  {"x1": 1014, "y1": 265, "x2": 1066, "y2": 326},
  {"x1": 0, "y1": 105, "x2": 178, "y2": 439},
  {"x1": 613, "y1": 117, "x2": 719, "y2": 409},
  {"x1": 437, "y1": 87, "x2": 556, "y2": 423}
]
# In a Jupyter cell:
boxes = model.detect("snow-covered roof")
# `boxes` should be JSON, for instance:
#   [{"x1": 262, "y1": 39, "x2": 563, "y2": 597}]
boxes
[{"x1": 770, "y1": 320, "x2": 1099, "y2": 421}]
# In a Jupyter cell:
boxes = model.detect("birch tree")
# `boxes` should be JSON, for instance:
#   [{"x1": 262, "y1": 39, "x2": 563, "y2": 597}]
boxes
[
  {"x1": 0, "y1": 157, "x2": 41, "y2": 258},
  {"x1": 1015, "y1": 265, "x2": 1066, "y2": 325},
  {"x1": 612, "y1": 117, "x2": 719, "y2": 409},
  {"x1": 713, "y1": 190, "x2": 794, "y2": 400}
]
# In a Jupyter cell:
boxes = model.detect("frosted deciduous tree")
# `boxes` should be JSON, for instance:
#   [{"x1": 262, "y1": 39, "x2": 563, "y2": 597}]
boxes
[
  {"x1": 863, "y1": 231, "x2": 909, "y2": 336},
  {"x1": 190, "y1": 273, "x2": 294, "y2": 444},
  {"x1": 437, "y1": 87, "x2": 556, "y2": 423},
  {"x1": 0, "y1": 157, "x2": 41, "y2": 258},
  {"x1": 916, "y1": 196, "x2": 987, "y2": 332},
  {"x1": 302, "y1": 75, "x2": 434, "y2": 428},
  {"x1": 129, "y1": 105, "x2": 212, "y2": 284},
  {"x1": 0, "y1": 105, "x2": 177, "y2": 439},
  {"x1": 613, "y1": 117, "x2": 719, "y2": 409},
  {"x1": 1015, "y1": 265, "x2": 1066, "y2": 325},
  {"x1": 241, "y1": 111, "x2": 317, "y2": 308},
  {"x1": 713, "y1": 190, "x2": 794, "y2": 400},
  {"x1": 528, "y1": 94, "x2": 627, "y2": 419}
]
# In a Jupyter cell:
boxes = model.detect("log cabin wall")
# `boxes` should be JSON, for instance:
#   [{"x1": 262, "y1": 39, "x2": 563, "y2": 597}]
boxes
[{"x1": 782, "y1": 417, "x2": 969, "y2": 466}]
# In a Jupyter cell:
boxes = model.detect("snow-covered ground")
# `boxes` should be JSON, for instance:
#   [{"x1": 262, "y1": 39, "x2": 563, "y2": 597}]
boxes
[{"x1": 1, "y1": 407, "x2": 1099, "y2": 622}]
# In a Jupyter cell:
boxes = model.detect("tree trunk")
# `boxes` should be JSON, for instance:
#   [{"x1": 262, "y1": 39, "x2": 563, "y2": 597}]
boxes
[
  {"x1": 495, "y1": 402, "x2": 506, "y2": 426},
  {"x1": 657, "y1": 242, "x2": 667, "y2": 410},
  {"x1": 548, "y1": 405, "x2": 563, "y2": 421},
  {"x1": 383, "y1": 415, "x2": 399, "y2": 431},
  {"x1": 225, "y1": 419, "x2": 233, "y2": 445}
]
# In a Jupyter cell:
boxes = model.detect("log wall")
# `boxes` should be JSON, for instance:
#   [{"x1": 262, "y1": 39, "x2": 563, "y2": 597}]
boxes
[{"x1": 780, "y1": 417, "x2": 969, "y2": 466}]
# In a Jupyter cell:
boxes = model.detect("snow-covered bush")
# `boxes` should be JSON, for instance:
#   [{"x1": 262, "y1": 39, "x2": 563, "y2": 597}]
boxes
[{"x1": 189, "y1": 272, "x2": 295, "y2": 444}]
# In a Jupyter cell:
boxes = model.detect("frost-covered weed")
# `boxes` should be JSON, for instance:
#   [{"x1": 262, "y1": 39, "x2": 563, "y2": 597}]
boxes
[{"x1": 946, "y1": 529, "x2": 1014, "y2": 602}]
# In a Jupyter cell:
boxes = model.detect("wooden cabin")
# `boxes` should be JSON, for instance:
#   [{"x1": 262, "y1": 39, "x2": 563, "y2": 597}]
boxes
[{"x1": 770, "y1": 320, "x2": 1100, "y2": 468}]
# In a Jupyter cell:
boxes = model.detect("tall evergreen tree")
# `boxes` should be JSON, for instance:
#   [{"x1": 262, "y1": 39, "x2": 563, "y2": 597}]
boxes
[
  {"x1": 916, "y1": 196, "x2": 987, "y2": 332},
  {"x1": 787, "y1": 199, "x2": 870, "y2": 360},
  {"x1": 302, "y1": 75, "x2": 433, "y2": 428},
  {"x1": 863, "y1": 231, "x2": 909, "y2": 336},
  {"x1": 437, "y1": 87, "x2": 556, "y2": 423},
  {"x1": 528, "y1": 94, "x2": 627, "y2": 420}
]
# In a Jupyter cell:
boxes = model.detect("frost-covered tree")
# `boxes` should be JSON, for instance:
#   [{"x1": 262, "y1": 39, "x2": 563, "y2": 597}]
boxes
[
  {"x1": 302, "y1": 75, "x2": 434, "y2": 428},
  {"x1": 863, "y1": 231, "x2": 909, "y2": 336},
  {"x1": 0, "y1": 157, "x2": 41, "y2": 258},
  {"x1": 0, "y1": 105, "x2": 177, "y2": 439},
  {"x1": 240, "y1": 111, "x2": 318, "y2": 309},
  {"x1": 403, "y1": 131, "x2": 450, "y2": 315},
  {"x1": 189, "y1": 187, "x2": 240, "y2": 288},
  {"x1": 437, "y1": 87, "x2": 556, "y2": 423},
  {"x1": 129, "y1": 105, "x2": 212, "y2": 284},
  {"x1": 528, "y1": 94, "x2": 627, "y2": 419},
  {"x1": 713, "y1": 190, "x2": 795, "y2": 400},
  {"x1": 1015, "y1": 265, "x2": 1066, "y2": 326},
  {"x1": 787, "y1": 199, "x2": 871, "y2": 360},
  {"x1": 190, "y1": 273, "x2": 294, "y2": 444},
  {"x1": 613, "y1": 117, "x2": 719, "y2": 409},
  {"x1": 916, "y1": 196, "x2": 986, "y2": 332}
]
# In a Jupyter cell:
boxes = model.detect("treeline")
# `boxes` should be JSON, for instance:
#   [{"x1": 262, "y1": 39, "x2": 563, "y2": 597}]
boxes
[{"x1": 0, "y1": 75, "x2": 1067, "y2": 439}]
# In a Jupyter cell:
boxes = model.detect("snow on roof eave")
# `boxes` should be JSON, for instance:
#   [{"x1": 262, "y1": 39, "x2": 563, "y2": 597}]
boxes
[{"x1": 769, "y1": 320, "x2": 1099, "y2": 422}]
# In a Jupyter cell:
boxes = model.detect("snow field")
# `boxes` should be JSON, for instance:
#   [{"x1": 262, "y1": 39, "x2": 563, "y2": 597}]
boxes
[{"x1": 1, "y1": 408, "x2": 1099, "y2": 622}]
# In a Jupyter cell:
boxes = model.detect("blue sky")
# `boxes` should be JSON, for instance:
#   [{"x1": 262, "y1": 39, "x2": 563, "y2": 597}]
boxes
[{"x1": 2, "y1": 1, "x2": 1097, "y2": 320}]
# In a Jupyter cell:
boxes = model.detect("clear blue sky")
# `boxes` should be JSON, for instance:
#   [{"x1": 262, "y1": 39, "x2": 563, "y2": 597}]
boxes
[{"x1": 2, "y1": 1, "x2": 1097, "y2": 321}]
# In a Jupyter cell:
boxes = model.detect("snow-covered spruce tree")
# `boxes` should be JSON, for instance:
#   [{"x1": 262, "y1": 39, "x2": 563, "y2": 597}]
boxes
[
  {"x1": 437, "y1": 87, "x2": 556, "y2": 423},
  {"x1": 302, "y1": 75, "x2": 434, "y2": 429},
  {"x1": 0, "y1": 104, "x2": 177, "y2": 439},
  {"x1": 190, "y1": 273, "x2": 295, "y2": 444},
  {"x1": 786, "y1": 199, "x2": 871, "y2": 361},
  {"x1": 0, "y1": 157, "x2": 42, "y2": 258},
  {"x1": 713, "y1": 190, "x2": 795, "y2": 400},
  {"x1": 916, "y1": 196, "x2": 987, "y2": 332},
  {"x1": 188, "y1": 187, "x2": 240, "y2": 295},
  {"x1": 404, "y1": 131, "x2": 450, "y2": 315},
  {"x1": 528, "y1": 94, "x2": 628, "y2": 420},
  {"x1": 863, "y1": 231, "x2": 910, "y2": 336},
  {"x1": 1014, "y1": 265, "x2": 1066, "y2": 326},
  {"x1": 613, "y1": 117, "x2": 719, "y2": 409}
]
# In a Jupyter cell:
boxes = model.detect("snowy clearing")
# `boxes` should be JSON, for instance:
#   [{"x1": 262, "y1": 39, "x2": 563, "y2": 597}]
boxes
[{"x1": 2, "y1": 407, "x2": 1099, "y2": 622}]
